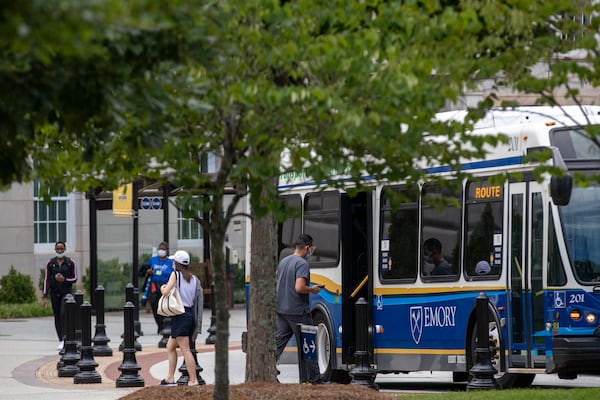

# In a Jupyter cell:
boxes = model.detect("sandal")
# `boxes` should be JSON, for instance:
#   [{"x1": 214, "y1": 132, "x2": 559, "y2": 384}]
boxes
[{"x1": 160, "y1": 379, "x2": 177, "y2": 386}]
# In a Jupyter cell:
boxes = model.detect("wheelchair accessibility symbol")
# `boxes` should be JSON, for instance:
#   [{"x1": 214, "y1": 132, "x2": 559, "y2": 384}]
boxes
[{"x1": 554, "y1": 291, "x2": 566, "y2": 309}]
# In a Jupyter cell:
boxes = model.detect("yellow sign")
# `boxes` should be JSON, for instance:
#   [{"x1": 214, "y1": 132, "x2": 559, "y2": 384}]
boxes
[
  {"x1": 113, "y1": 184, "x2": 133, "y2": 217},
  {"x1": 474, "y1": 185, "x2": 502, "y2": 200}
]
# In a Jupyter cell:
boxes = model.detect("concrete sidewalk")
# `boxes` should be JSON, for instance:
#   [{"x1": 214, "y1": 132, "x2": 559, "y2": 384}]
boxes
[{"x1": 0, "y1": 304, "x2": 299, "y2": 400}]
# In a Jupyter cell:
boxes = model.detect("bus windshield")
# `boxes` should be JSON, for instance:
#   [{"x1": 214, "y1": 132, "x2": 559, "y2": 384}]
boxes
[{"x1": 560, "y1": 183, "x2": 600, "y2": 283}]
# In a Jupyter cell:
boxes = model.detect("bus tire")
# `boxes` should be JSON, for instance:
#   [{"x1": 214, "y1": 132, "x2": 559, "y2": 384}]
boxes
[
  {"x1": 468, "y1": 319, "x2": 518, "y2": 389},
  {"x1": 513, "y1": 373, "x2": 535, "y2": 387},
  {"x1": 313, "y1": 311, "x2": 335, "y2": 382}
]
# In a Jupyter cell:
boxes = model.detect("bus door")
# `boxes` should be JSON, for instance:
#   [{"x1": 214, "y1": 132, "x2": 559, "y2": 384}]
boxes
[
  {"x1": 507, "y1": 181, "x2": 546, "y2": 369},
  {"x1": 340, "y1": 191, "x2": 373, "y2": 366}
]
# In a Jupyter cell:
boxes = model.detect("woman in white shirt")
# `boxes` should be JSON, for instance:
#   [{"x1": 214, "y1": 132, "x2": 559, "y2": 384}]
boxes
[{"x1": 159, "y1": 250, "x2": 203, "y2": 386}]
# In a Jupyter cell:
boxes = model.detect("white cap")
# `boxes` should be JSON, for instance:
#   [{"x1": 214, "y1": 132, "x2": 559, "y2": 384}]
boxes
[
  {"x1": 169, "y1": 250, "x2": 190, "y2": 266},
  {"x1": 475, "y1": 260, "x2": 491, "y2": 275}
]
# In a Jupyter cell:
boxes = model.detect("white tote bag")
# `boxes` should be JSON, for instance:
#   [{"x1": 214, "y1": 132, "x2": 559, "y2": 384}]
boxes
[{"x1": 157, "y1": 272, "x2": 185, "y2": 317}]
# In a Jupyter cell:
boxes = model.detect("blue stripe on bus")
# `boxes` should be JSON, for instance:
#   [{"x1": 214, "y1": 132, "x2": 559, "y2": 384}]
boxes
[{"x1": 278, "y1": 156, "x2": 524, "y2": 190}]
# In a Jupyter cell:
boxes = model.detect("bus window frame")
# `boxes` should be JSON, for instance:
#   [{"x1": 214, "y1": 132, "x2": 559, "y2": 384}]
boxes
[
  {"x1": 463, "y1": 178, "x2": 504, "y2": 281},
  {"x1": 420, "y1": 181, "x2": 462, "y2": 283},
  {"x1": 277, "y1": 194, "x2": 303, "y2": 262},
  {"x1": 304, "y1": 190, "x2": 341, "y2": 268},
  {"x1": 378, "y1": 184, "x2": 419, "y2": 284}
]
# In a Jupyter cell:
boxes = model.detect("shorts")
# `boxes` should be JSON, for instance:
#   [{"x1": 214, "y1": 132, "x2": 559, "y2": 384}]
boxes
[{"x1": 170, "y1": 307, "x2": 194, "y2": 338}]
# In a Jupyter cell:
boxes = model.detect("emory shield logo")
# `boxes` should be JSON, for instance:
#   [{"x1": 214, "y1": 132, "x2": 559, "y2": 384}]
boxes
[{"x1": 410, "y1": 306, "x2": 423, "y2": 344}]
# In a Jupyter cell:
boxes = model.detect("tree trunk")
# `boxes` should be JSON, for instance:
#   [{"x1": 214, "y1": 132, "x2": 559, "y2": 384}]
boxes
[
  {"x1": 245, "y1": 190, "x2": 278, "y2": 382},
  {"x1": 209, "y1": 192, "x2": 231, "y2": 400}
]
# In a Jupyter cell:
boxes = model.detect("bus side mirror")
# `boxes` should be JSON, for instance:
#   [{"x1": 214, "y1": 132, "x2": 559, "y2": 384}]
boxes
[{"x1": 550, "y1": 174, "x2": 572, "y2": 206}]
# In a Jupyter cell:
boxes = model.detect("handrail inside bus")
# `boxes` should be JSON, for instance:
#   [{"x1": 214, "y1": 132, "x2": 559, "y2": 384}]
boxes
[
  {"x1": 513, "y1": 256, "x2": 523, "y2": 277},
  {"x1": 350, "y1": 275, "x2": 369, "y2": 299}
]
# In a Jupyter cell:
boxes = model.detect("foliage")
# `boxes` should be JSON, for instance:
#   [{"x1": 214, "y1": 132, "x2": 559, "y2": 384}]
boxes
[
  {"x1": 0, "y1": 267, "x2": 37, "y2": 304},
  {"x1": 38, "y1": 268, "x2": 45, "y2": 292},
  {"x1": 3, "y1": 1, "x2": 600, "y2": 399},
  {"x1": 233, "y1": 263, "x2": 246, "y2": 304},
  {"x1": 0, "y1": 302, "x2": 53, "y2": 319}
]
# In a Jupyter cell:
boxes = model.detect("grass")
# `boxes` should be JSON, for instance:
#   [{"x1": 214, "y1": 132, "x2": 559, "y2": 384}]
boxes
[
  {"x1": 0, "y1": 302, "x2": 53, "y2": 319},
  {"x1": 399, "y1": 387, "x2": 600, "y2": 400}
]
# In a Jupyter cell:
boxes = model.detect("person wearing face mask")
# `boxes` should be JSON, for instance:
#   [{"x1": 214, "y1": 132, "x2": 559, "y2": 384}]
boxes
[
  {"x1": 423, "y1": 238, "x2": 453, "y2": 275},
  {"x1": 141, "y1": 241, "x2": 174, "y2": 333},
  {"x1": 42, "y1": 241, "x2": 78, "y2": 351},
  {"x1": 275, "y1": 233, "x2": 326, "y2": 384}
]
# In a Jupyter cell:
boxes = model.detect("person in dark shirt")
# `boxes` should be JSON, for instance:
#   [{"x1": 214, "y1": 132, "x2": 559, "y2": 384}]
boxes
[
  {"x1": 276, "y1": 233, "x2": 325, "y2": 384},
  {"x1": 423, "y1": 238, "x2": 453, "y2": 275},
  {"x1": 42, "y1": 241, "x2": 78, "y2": 350}
]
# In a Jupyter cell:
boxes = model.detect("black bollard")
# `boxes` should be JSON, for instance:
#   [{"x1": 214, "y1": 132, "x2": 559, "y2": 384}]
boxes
[
  {"x1": 115, "y1": 301, "x2": 144, "y2": 388},
  {"x1": 92, "y1": 285, "x2": 113, "y2": 356},
  {"x1": 158, "y1": 317, "x2": 171, "y2": 348},
  {"x1": 58, "y1": 294, "x2": 81, "y2": 377},
  {"x1": 74, "y1": 301, "x2": 102, "y2": 384},
  {"x1": 467, "y1": 292, "x2": 498, "y2": 390},
  {"x1": 176, "y1": 336, "x2": 205, "y2": 385},
  {"x1": 74, "y1": 290, "x2": 84, "y2": 348},
  {"x1": 133, "y1": 286, "x2": 143, "y2": 336},
  {"x1": 349, "y1": 297, "x2": 378, "y2": 389},
  {"x1": 205, "y1": 283, "x2": 216, "y2": 345},
  {"x1": 120, "y1": 283, "x2": 142, "y2": 351}
]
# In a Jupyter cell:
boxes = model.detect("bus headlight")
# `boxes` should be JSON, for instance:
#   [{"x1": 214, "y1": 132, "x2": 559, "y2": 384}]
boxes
[
  {"x1": 586, "y1": 313, "x2": 596, "y2": 324},
  {"x1": 570, "y1": 310, "x2": 581, "y2": 321}
]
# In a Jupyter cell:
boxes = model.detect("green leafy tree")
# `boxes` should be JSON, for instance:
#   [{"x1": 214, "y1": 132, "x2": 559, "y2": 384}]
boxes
[
  {"x1": 3, "y1": 1, "x2": 600, "y2": 399},
  {"x1": 0, "y1": 267, "x2": 36, "y2": 304}
]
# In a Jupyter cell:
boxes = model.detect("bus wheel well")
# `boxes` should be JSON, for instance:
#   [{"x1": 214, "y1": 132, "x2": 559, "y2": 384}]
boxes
[
  {"x1": 312, "y1": 308, "x2": 336, "y2": 381},
  {"x1": 466, "y1": 303, "x2": 523, "y2": 389}
]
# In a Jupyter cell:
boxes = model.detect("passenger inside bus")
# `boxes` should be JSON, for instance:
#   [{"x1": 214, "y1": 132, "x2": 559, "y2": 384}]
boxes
[
  {"x1": 475, "y1": 260, "x2": 491, "y2": 275},
  {"x1": 423, "y1": 238, "x2": 453, "y2": 275}
]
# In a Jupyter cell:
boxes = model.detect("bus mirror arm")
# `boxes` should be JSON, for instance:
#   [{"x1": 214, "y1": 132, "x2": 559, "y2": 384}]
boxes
[{"x1": 549, "y1": 146, "x2": 572, "y2": 206}]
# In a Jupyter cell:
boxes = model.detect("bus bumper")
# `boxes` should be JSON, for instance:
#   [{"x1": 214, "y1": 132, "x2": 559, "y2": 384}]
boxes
[{"x1": 552, "y1": 336, "x2": 600, "y2": 378}]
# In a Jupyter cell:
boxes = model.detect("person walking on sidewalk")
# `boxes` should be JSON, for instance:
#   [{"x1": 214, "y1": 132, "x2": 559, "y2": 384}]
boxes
[
  {"x1": 140, "y1": 241, "x2": 174, "y2": 333},
  {"x1": 276, "y1": 233, "x2": 324, "y2": 384},
  {"x1": 42, "y1": 241, "x2": 78, "y2": 350},
  {"x1": 159, "y1": 250, "x2": 203, "y2": 386}
]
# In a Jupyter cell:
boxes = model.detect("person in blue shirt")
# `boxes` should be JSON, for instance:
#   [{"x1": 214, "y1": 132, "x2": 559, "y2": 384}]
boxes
[{"x1": 140, "y1": 241, "x2": 174, "y2": 333}]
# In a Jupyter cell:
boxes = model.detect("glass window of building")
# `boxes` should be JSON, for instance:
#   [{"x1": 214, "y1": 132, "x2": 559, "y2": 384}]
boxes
[{"x1": 34, "y1": 182, "x2": 68, "y2": 244}]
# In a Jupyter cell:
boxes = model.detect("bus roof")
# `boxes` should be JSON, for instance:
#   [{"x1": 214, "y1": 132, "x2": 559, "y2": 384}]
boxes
[
  {"x1": 279, "y1": 106, "x2": 600, "y2": 190},
  {"x1": 437, "y1": 105, "x2": 600, "y2": 131}
]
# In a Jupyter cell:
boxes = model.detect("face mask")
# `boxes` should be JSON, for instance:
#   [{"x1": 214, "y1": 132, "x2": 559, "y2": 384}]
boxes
[
  {"x1": 157, "y1": 250, "x2": 167, "y2": 258},
  {"x1": 305, "y1": 245, "x2": 314, "y2": 258},
  {"x1": 56, "y1": 253, "x2": 65, "y2": 258},
  {"x1": 424, "y1": 255, "x2": 433, "y2": 264}
]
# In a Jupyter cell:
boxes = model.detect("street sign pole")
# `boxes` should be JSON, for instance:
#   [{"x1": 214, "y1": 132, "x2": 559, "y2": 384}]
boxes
[{"x1": 296, "y1": 324, "x2": 318, "y2": 383}]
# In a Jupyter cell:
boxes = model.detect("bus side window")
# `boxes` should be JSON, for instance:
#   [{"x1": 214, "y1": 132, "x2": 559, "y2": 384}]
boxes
[
  {"x1": 464, "y1": 180, "x2": 503, "y2": 280},
  {"x1": 379, "y1": 185, "x2": 419, "y2": 282},
  {"x1": 278, "y1": 194, "x2": 302, "y2": 260},
  {"x1": 421, "y1": 182, "x2": 461, "y2": 281}
]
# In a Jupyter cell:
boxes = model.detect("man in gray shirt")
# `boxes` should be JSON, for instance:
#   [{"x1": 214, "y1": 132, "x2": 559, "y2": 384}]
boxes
[{"x1": 276, "y1": 233, "x2": 324, "y2": 384}]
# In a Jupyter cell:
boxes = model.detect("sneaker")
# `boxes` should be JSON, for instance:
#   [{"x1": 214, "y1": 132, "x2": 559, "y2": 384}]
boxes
[{"x1": 56, "y1": 340, "x2": 64, "y2": 351}]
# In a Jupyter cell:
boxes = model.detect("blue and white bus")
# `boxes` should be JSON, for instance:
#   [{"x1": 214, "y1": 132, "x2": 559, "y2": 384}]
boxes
[{"x1": 277, "y1": 105, "x2": 600, "y2": 388}]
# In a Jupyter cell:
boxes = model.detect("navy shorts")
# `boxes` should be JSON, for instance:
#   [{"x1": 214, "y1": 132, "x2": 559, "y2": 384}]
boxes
[{"x1": 170, "y1": 307, "x2": 194, "y2": 338}]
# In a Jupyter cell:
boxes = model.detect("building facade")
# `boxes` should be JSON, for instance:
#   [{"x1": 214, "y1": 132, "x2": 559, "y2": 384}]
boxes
[{"x1": 0, "y1": 183, "x2": 249, "y2": 298}]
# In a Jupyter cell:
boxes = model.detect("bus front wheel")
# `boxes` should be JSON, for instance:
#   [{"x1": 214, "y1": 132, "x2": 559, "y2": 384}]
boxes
[
  {"x1": 314, "y1": 311, "x2": 334, "y2": 381},
  {"x1": 468, "y1": 320, "x2": 518, "y2": 389}
]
